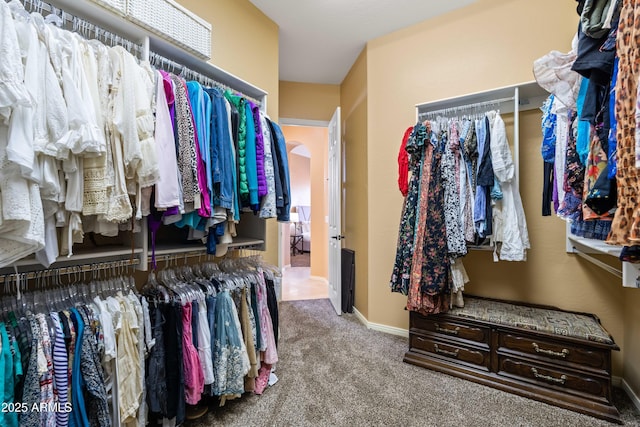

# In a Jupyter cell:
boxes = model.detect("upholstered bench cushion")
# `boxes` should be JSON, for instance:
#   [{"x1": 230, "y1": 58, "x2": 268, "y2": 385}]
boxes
[{"x1": 449, "y1": 297, "x2": 614, "y2": 345}]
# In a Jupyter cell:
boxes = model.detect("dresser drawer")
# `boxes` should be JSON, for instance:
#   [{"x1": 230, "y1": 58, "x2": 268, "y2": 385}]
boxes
[
  {"x1": 497, "y1": 331, "x2": 609, "y2": 372},
  {"x1": 410, "y1": 312, "x2": 490, "y2": 345},
  {"x1": 497, "y1": 356, "x2": 610, "y2": 400},
  {"x1": 410, "y1": 334, "x2": 490, "y2": 371}
]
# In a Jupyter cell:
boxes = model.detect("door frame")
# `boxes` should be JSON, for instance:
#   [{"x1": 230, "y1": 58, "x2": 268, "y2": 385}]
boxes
[{"x1": 277, "y1": 118, "x2": 330, "y2": 273}]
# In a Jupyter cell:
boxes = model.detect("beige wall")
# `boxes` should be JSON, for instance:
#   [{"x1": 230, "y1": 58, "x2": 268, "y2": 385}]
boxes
[
  {"x1": 177, "y1": 0, "x2": 279, "y2": 118},
  {"x1": 288, "y1": 152, "x2": 311, "y2": 207},
  {"x1": 341, "y1": 49, "x2": 369, "y2": 317},
  {"x1": 624, "y1": 289, "x2": 640, "y2": 397},
  {"x1": 176, "y1": 0, "x2": 281, "y2": 265},
  {"x1": 363, "y1": 0, "x2": 635, "y2": 381},
  {"x1": 282, "y1": 126, "x2": 329, "y2": 278},
  {"x1": 280, "y1": 81, "x2": 341, "y2": 122}
]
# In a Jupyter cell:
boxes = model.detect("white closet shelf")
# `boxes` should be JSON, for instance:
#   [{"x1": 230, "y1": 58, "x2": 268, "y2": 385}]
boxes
[
  {"x1": 145, "y1": 238, "x2": 265, "y2": 268},
  {"x1": 567, "y1": 231, "x2": 640, "y2": 288},
  {"x1": 416, "y1": 81, "x2": 549, "y2": 117},
  {"x1": 48, "y1": 0, "x2": 267, "y2": 104},
  {"x1": 152, "y1": 238, "x2": 264, "y2": 256},
  {"x1": 1, "y1": 247, "x2": 143, "y2": 273},
  {"x1": 228, "y1": 237, "x2": 265, "y2": 249}
]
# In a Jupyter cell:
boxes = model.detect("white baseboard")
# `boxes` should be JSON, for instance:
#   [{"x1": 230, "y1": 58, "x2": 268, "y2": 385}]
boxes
[
  {"x1": 352, "y1": 307, "x2": 409, "y2": 338},
  {"x1": 352, "y1": 306, "x2": 368, "y2": 326},
  {"x1": 619, "y1": 377, "x2": 640, "y2": 414},
  {"x1": 310, "y1": 276, "x2": 328, "y2": 284},
  {"x1": 613, "y1": 375, "x2": 622, "y2": 388}
]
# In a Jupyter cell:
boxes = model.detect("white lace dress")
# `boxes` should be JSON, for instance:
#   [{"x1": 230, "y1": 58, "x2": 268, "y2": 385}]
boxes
[
  {"x1": 104, "y1": 46, "x2": 133, "y2": 224},
  {"x1": 0, "y1": 3, "x2": 45, "y2": 267}
]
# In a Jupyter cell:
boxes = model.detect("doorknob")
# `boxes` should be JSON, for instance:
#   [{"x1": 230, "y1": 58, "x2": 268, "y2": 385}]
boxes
[{"x1": 331, "y1": 235, "x2": 345, "y2": 240}]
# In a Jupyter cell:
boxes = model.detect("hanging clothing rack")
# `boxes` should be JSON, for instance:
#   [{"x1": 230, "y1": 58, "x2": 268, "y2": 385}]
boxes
[
  {"x1": 419, "y1": 96, "x2": 514, "y2": 121},
  {"x1": 151, "y1": 250, "x2": 212, "y2": 269},
  {"x1": 0, "y1": 258, "x2": 139, "y2": 287},
  {"x1": 149, "y1": 50, "x2": 263, "y2": 106},
  {"x1": 18, "y1": 0, "x2": 145, "y2": 56},
  {"x1": 572, "y1": 247, "x2": 622, "y2": 279}
]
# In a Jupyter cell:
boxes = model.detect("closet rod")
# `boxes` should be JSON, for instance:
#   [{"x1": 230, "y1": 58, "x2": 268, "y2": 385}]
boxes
[
  {"x1": 572, "y1": 247, "x2": 622, "y2": 279},
  {"x1": 418, "y1": 95, "x2": 514, "y2": 120},
  {"x1": 152, "y1": 250, "x2": 212, "y2": 267},
  {"x1": 20, "y1": 0, "x2": 144, "y2": 55},
  {"x1": 21, "y1": 0, "x2": 144, "y2": 58},
  {"x1": 0, "y1": 258, "x2": 140, "y2": 285},
  {"x1": 149, "y1": 50, "x2": 263, "y2": 106}
]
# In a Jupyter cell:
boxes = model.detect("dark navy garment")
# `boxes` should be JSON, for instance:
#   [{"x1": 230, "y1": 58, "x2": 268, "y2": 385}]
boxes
[
  {"x1": 146, "y1": 303, "x2": 168, "y2": 416},
  {"x1": 267, "y1": 119, "x2": 291, "y2": 221},
  {"x1": 265, "y1": 277, "x2": 279, "y2": 348},
  {"x1": 250, "y1": 284, "x2": 262, "y2": 350},
  {"x1": 205, "y1": 294, "x2": 217, "y2": 395},
  {"x1": 191, "y1": 300, "x2": 199, "y2": 349},
  {"x1": 162, "y1": 303, "x2": 185, "y2": 424}
]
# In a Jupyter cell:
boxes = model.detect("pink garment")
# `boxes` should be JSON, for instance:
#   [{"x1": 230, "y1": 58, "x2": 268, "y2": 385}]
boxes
[
  {"x1": 181, "y1": 302, "x2": 205, "y2": 405},
  {"x1": 257, "y1": 269, "x2": 278, "y2": 365},
  {"x1": 254, "y1": 363, "x2": 271, "y2": 395}
]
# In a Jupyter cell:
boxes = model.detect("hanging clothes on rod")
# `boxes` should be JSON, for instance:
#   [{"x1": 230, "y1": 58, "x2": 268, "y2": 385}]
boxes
[
  {"x1": 1, "y1": 0, "x2": 289, "y2": 270},
  {"x1": 149, "y1": 51, "x2": 263, "y2": 106},
  {"x1": 146, "y1": 50, "x2": 291, "y2": 263},
  {"x1": 140, "y1": 254, "x2": 280, "y2": 424},
  {"x1": 0, "y1": 259, "x2": 145, "y2": 427},
  {"x1": 418, "y1": 96, "x2": 514, "y2": 122},
  {"x1": 390, "y1": 106, "x2": 529, "y2": 315},
  {"x1": 0, "y1": 0, "x2": 158, "y2": 269}
]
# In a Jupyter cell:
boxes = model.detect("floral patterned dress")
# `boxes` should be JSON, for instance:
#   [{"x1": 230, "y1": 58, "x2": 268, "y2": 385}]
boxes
[
  {"x1": 441, "y1": 126, "x2": 467, "y2": 258},
  {"x1": 389, "y1": 123, "x2": 427, "y2": 295},
  {"x1": 407, "y1": 135, "x2": 452, "y2": 315}
]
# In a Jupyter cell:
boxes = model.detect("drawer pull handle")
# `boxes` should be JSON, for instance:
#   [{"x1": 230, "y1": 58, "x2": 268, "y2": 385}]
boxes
[
  {"x1": 434, "y1": 344, "x2": 459, "y2": 358},
  {"x1": 532, "y1": 343, "x2": 569, "y2": 358},
  {"x1": 434, "y1": 323, "x2": 460, "y2": 336},
  {"x1": 531, "y1": 367, "x2": 567, "y2": 385}
]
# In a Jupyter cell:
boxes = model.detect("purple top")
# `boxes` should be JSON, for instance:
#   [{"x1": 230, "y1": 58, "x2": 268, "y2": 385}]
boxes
[{"x1": 250, "y1": 102, "x2": 268, "y2": 197}]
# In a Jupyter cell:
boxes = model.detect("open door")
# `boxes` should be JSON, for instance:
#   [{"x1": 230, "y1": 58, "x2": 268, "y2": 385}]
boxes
[{"x1": 328, "y1": 107, "x2": 342, "y2": 315}]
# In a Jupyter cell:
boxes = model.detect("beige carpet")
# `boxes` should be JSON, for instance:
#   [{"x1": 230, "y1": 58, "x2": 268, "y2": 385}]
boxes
[{"x1": 187, "y1": 299, "x2": 640, "y2": 426}]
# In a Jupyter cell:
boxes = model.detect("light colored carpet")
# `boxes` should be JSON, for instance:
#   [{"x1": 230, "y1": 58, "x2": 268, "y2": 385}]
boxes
[{"x1": 187, "y1": 299, "x2": 640, "y2": 426}]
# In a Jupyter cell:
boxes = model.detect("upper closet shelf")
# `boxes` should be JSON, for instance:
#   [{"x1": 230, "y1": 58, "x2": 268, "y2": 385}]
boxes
[
  {"x1": 47, "y1": 0, "x2": 268, "y2": 103},
  {"x1": 415, "y1": 81, "x2": 548, "y2": 189},
  {"x1": 416, "y1": 81, "x2": 549, "y2": 118}
]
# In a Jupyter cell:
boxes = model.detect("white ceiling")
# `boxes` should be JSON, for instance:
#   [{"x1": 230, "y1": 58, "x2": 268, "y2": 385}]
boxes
[{"x1": 248, "y1": 0, "x2": 477, "y2": 84}]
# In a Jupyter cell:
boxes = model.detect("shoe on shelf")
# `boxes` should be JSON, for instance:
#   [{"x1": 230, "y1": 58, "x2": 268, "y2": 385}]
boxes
[{"x1": 185, "y1": 404, "x2": 209, "y2": 420}]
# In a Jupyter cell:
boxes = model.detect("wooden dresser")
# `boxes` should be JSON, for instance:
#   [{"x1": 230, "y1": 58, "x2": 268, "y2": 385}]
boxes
[{"x1": 404, "y1": 296, "x2": 621, "y2": 424}]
